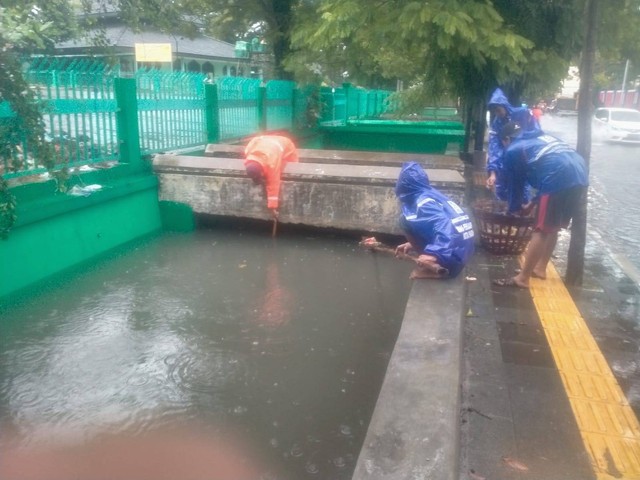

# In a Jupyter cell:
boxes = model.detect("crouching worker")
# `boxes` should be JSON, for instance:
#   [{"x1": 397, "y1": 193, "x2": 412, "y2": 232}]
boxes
[
  {"x1": 395, "y1": 162, "x2": 475, "y2": 279},
  {"x1": 244, "y1": 135, "x2": 299, "y2": 218}
]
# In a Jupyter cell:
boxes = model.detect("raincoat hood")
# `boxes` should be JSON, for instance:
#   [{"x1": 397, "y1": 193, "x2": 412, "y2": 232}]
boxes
[
  {"x1": 396, "y1": 162, "x2": 452, "y2": 206},
  {"x1": 395, "y1": 162, "x2": 430, "y2": 201},
  {"x1": 488, "y1": 88, "x2": 513, "y2": 115}
]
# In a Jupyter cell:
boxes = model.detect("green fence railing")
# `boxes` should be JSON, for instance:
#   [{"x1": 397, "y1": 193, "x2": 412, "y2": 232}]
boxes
[
  {"x1": 265, "y1": 80, "x2": 295, "y2": 131},
  {"x1": 1, "y1": 59, "x2": 394, "y2": 181},
  {"x1": 136, "y1": 69, "x2": 208, "y2": 154},
  {"x1": 216, "y1": 76, "x2": 262, "y2": 141},
  {"x1": 0, "y1": 59, "x2": 120, "y2": 179}
]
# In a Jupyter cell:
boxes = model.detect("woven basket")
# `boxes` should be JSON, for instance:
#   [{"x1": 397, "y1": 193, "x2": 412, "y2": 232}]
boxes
[
  {"x1": 473, "y1": 171, "x2": 487, "y2": 187},
  {"x1": 472, "y1": 199, "x2": 534, "y2": 255}
]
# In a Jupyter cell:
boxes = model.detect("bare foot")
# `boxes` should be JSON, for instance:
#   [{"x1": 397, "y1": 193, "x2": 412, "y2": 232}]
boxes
[
  {"x1": 515, "y1": 268, "x2": 546, "y2": 280},
  {"x1": 532, "y1": 269, "x2": 547, "y2": 280},
  {"x1": 410, "y1": 268, "x2": 443, "y2": 280}
]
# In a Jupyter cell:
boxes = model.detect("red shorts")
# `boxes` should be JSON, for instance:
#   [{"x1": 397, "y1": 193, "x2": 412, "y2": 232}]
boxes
[{"x1": 535, "y1": 186, "x2": 586, "y2": 233}]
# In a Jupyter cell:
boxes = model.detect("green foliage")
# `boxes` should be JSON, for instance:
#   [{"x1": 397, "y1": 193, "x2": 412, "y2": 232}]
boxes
[
  {"x1": 180, "y1": 0, "x2": 299, "y2": 79},
  {"x1": 0, "y1": 4, "x2": 65, "y2": 237},
  {"x1": 595, "y1": 0, "x2": 640, "y2": 89},
  {"x1": 490, "y1": 0, "x2": 583, "y2": 102},
  {"x1": 289, "y1": 0, "x2": 533, "y2": 111}
]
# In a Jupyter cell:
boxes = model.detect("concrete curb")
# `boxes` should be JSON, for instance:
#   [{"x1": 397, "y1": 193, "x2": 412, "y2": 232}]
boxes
[{"x1": 352, "y1": 277, "x2": 465, "y2": 480}]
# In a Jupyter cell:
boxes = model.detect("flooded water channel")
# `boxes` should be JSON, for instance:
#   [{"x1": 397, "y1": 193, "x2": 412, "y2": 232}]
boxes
[{"x1": 0, "y1": 227, "x2": 413, "y2": 480}]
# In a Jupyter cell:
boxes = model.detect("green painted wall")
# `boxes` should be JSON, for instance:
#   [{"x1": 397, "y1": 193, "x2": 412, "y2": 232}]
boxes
[
  {"x1": 1, "y1": 173, "x2": 163, "y2": 302},
  {"x1": 318, "y1": 121, "x2": 464, "y2": 154}
]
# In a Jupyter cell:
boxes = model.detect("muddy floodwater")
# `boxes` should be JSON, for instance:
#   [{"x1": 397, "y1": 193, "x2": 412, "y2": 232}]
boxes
[{"x1": 0, "y1": 226, "x2": 413, "y2": 480}]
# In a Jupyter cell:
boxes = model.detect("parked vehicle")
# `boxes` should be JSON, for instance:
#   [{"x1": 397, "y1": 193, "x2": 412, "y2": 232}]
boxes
[
  {"x1": 593, "y1": 107, "x2": 640, "y2": 144},
  {"x1": 548, "y1": 97, "x2": 578, "y2": 116}
]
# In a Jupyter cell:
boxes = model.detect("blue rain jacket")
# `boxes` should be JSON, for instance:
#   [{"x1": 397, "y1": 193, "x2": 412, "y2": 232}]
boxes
[
  {"x1": 487, "y1": 88, "x2": 540, "y2": 201},
  {"x1": 487, "y1": 88, "x2": 514, "y2": 178},
  {"x1": 395, "y1": 162, "x2": 475, "y2": 277},
  {"x1": 503, "y1": 132, "x2": 589, "y2": 213}
]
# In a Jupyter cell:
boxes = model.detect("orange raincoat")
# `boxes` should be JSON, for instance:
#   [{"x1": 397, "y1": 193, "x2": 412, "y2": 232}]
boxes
[{"x1": 244, "y1": 135, "x2": 299, "y2": 209}]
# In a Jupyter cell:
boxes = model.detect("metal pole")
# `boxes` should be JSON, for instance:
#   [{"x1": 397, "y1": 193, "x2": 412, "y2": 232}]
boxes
[{"x1": 621, "y1": 59, "x2": 630, "y2": 106}]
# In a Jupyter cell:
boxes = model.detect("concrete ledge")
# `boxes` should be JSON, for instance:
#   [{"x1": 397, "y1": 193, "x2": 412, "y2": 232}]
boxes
[
  {"x1": 352, "y1": 277, "x2": 465, "y2": 480},
  {"x1": 153, "y1": 154, "x2": 465, "y2": 235},
  {"x1": 204, "y1": 143, "x2": 465, "y2": 171}
]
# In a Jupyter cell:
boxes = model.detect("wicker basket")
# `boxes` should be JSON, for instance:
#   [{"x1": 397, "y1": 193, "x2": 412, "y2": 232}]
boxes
[
  {"x1": 472, "y1": 199, "x2": 534, "y2": 255},
  {"x1": 473, "y1": 171, "x2": 487, "y2": 187}
]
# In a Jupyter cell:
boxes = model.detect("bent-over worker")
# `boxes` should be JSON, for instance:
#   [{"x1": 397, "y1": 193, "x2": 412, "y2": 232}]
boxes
[
  {"x1": 244, "y1": 135, "x2": 299, "y2": 218},
  {"x1": 395, "y1": 162, "x2": 475, "y2": 279}
]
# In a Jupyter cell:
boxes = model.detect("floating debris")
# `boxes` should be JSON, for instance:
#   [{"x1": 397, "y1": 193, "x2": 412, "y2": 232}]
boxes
[{"x1": 502, "y1": 456, "x2": 529, "y2": 472}]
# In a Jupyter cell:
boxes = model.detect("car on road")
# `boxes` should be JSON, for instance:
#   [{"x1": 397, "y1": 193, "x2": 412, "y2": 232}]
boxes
[{"x1": 593, "y1": 107, "x2": 640, "y2": 144}]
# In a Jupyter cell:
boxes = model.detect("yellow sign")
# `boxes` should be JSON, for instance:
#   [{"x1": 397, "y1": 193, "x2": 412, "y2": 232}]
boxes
[{"x1": 134, "y1": 43, "x2": 173, "y2": 63}]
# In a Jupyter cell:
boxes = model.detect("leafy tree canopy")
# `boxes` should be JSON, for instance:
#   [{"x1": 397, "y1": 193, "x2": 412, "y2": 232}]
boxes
[
  {"x1": 289, "y1": 0, "x2": 595, "y2": 108},
  {"x1": 180, "y1": 0, "x2": 301, "y2": 79},
  {"x1": 289, "y1": 0, "x2": 536, "y2": 109}
]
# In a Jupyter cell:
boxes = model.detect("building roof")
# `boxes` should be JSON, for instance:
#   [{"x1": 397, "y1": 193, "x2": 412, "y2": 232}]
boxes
[{"x1": 56, "y1": 25, "x2": 240, "y2": 61}]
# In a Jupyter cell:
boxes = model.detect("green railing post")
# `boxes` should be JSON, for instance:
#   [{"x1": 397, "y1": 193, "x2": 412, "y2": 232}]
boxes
[
  {"x1": 291, "y1": 87, "x2": 299, "y2": 131},
  {"x1": 258, "y1": 85, "x2": 267, "y2": 132},
  {"x1": 114, "y1": 78, "x2": 142, "y2": 170},
  {"x1": 205, "y1": 83, "x2": 220, "y2": 143},
  {"x1": 343, "y1": 82, "x2": 351, "y2": 123}
]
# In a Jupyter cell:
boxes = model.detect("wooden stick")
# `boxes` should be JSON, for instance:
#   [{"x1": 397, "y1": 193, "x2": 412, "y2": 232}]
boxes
[
  {"x1": 359, "y1": 238, "x2": 418, "y2": 264},
  {"x1": 367, "y1": 245, "x2": 419, "y2": 264},
  {"x1": 359, "y1": 238, "x2": 449, "y2": 275},
  {"x1": 271, "y1": 217, "x2": 278, "y2": 237}
]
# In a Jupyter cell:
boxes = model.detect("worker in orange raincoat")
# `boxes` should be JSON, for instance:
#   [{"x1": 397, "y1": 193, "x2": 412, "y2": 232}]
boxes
[{"x1": 244, "y1": 135, "x2": 299, "y2": 217}]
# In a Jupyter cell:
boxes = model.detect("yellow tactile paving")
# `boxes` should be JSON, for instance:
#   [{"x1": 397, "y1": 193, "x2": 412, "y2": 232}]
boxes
[{"x1": 528, "y1": 263, "x2": 640, "y2": 479}]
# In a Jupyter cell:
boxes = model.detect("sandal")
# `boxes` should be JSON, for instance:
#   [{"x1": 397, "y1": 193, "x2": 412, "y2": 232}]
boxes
[{"x1": 492, "y1": 277, "x2": 528, "y2": 289}]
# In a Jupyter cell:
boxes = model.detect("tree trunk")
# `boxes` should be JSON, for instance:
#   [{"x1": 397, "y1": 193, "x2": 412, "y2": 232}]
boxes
[
  {"x1": 472, "y1": 97, "x2": 486, "y2": 152},
  {"x1": 566, "y1": 0, "x2": 599, "y2": 286},
  {"x1": 270, "y1": 0, "x2": 294, "y2": 80}
]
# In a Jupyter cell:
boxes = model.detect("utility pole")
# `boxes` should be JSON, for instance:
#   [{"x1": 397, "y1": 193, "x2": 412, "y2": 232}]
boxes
[{"x1": 621, "y1": 59, "x2": 630, "y2": 105}]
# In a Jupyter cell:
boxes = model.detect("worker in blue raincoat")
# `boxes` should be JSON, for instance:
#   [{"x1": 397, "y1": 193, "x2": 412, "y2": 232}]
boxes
[
  {"x1": 492, "y1": 122, "x2": 589, "y2": 289},
  {"x1": 486, "y1": 88, "x2": 539, "y2": 200},
  {"x1": 394, "y1": 162, "x2": 475, "y2": 279}
]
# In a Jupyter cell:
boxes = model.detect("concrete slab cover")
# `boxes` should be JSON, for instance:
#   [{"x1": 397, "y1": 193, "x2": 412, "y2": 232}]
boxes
[
  {"x1": 154, "y1": 154, "x2": 465, "y2": 187},
  {"x1": 204, "y1": 144, "x2": 465, "y2": 171}
]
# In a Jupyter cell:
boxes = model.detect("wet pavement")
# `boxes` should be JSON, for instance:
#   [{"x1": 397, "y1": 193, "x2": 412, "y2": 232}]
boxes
[{"x1": 459, "y1": 172, "x2": 640, "y2": 479}]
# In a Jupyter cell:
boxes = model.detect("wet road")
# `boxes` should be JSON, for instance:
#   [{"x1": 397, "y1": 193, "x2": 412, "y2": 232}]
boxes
[{"x1": 541, "y1": 114, "x2": 640, "y2": 280}]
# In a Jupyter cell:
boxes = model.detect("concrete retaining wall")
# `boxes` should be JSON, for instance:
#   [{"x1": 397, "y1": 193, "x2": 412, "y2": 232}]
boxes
[
  {"x1": 2, "y1": 171, "x2": 162, "y2": 302},
  {"x1": 152, "y1": 154, "x2": 466, "y2": 235},
  {"x1": 352, "y1": 278, "x2": 464, "y2": 480}
]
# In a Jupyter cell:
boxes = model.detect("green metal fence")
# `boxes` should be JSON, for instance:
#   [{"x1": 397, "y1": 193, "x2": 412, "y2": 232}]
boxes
[
  {"x1": 216, "y1": 76, "x2": 261, "y2": 141},
  {"x1": 318, "y1": 84, "x2": 392, "y2": 126},
  {"x1": 136, "y1": 69, "x2": 208, "y2": 154},
  {"x1": 265, "y1": 80, "x2": 295, "y2": 131},
  {"x1": 1, "y1": 60, "x2": 394, "y2": 181},
  {"x1": 1, "y1": 58, "x2": 119, "y2": 179}
]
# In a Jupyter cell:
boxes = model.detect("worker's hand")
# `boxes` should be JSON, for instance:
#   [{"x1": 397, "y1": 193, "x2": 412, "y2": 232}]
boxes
[
  {"x1": 486, "y1": 172, "x2": 496, "y2": 189},
  {"x1": 416, "y1": 255, "x2": 448, "y2": 275},
  {"x1": 395, "y1": 242, "x2": 412, "y2": 256}
]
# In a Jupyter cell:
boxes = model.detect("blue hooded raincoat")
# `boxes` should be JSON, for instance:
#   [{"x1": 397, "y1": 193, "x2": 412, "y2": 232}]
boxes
[
  {"x1": 487, "y1": 88, "x2": 539, "y2": 201},
  {"x1": 395, "y1": 162, "x2": 475, "y2": 277},
  {"x1": 502, "y1": 132, "x2": 589, "y2": 214}
]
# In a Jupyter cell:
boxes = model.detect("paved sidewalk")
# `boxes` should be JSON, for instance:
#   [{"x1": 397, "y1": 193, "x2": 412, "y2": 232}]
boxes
[{"x1": 459, "y1": 231, "x2": 640, "y2": 479}]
